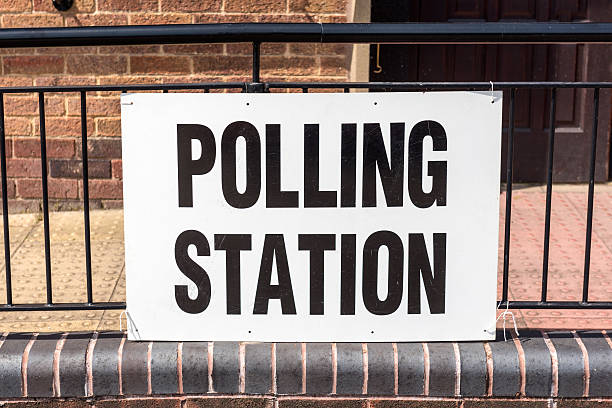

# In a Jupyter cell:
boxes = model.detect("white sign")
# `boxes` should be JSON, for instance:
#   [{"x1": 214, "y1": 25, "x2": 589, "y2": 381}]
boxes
[{"x1": 121, "y1": 91, "x2": 502, "y2": 342}]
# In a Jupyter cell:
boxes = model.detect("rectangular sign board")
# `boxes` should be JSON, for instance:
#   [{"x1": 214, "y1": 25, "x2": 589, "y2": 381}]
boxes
[{"x1": 121, "y1": 91, "x2": 502, "y2": 342}]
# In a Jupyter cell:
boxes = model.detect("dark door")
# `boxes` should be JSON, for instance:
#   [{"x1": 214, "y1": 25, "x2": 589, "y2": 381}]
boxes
[{"x1": 370, "y1": 0, "x2": 611, "y2": 182}]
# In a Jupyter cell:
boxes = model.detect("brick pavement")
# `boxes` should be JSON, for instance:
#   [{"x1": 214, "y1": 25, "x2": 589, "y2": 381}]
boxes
[{"x1": 0, "y1": 184, "x2": 610, "y2": 332}]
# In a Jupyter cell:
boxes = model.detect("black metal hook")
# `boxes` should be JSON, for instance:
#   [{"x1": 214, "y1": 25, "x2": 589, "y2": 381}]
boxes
[{"x1": 52, "y1": 0, "x2": 73, "y2": 11}]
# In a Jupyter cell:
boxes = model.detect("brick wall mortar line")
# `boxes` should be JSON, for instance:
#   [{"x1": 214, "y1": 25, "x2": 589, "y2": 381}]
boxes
[
  {"x1": 362, "y1": 343, "x2": 367, "y2": 394},
  {"x1": 422, "y1": 342, "x2": 430, "y2": 396},
  {"x1": 207, "y1": 341, "x2": 213, "y2": 393},
  {"x1": 483, "y1": 342, "x2": 493, "y2": 396},
  {"x1": 85, "y1": 331, "x2": 98, "y2": 396},
  {"x1": 452, "y1": 342, "x2": 460, "y2": 397},
  {"x1": 21, "y1": 333, "x2": 37, "y2": 397},
  {"x1": 392, "y1": 342, "x2": 398, "y2": 396},
  {"x1": 52, "y1": 332, "x2": 67, "y2": 397},
  {"x1": 602, "y1": 330, "x2": 612, "y2": 350},
  {"x1": 331, "y1": 342, "x2": 337, "y2": 394},
  {"x1": 147, "y1": 341, "x2": 152, "y2": 395},
  {"x1": 542, "y1": 331, "x2": 559, "y2": 397},
  {"x1": 117, "y1": 332, "x2": 126, "y2": 396},
  {"x1": 572, "y1": 330, "x2": 590, "y2": 397},
  {"x1": 239, "y1": 342, "x2": 245, "y2": 393},
  {"x1": 177, "y1": 342, "x2": 183, "y2": 394},
  {"x1": 271, "y1": 342, "x2": 277, "y2": 395},
  {"x1": 512, "y1": 330, "x2": 526, "y2": 396},
  {"x1": 300, "y1": 342, "x2": 306, "y2": 394}
]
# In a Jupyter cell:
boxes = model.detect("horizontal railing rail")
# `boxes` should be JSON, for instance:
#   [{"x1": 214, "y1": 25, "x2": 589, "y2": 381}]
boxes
[
  {"x1": 0, "y1": 22, "x2": 610, "y2": 314},
  {"x1": 0, "y1": 22, "x2": 611, "y2": 47}
]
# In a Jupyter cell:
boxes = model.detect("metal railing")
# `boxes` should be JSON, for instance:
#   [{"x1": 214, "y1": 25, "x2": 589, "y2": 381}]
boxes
[{"x1": 0, "y1": 22, "x2": 610, "y2": 312}]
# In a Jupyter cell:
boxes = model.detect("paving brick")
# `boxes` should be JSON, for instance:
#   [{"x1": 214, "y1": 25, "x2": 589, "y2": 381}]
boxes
[
  {"x1": 245, "y1": 343, "x2": 272, "y2": 394},
  {"x1": 276, "y1": 343, "x2": 302, "y2": 395},
  {"x1": 489, "y1": 338, "x2": 520, "y2": 397},
  {"x1": 92, "y1": 332, "x2": 123, "y2": 396},
  {"x1": 26, "y1": 333, "x2": 61, "y2": 397},
  {"x1": 397, "y1": 343, "x2": 424, "y2": 396},
  {"x1": 336, "y1": 343, "x2": 363, "y2": 395},
  {"x1": 121, "y1": 340, "x2": 149, "y2": 395},
  {"x1": 305, "y1": 343, "x2": 332, "y2": 395},
  {"x1": 0, "y1": 333, "x2": 32, "y2": 397},
  {"x1": 458, "y1": 342, "x2": 486, "y2": 397},
  {"x1": 367, "y1": 343, "x2": 394, "y2": 395},
  {"x1": 211, "y1": 341, "x2": 239, "y2": 393},
  {"x1": 547, "y1": 331, "x2": 584, "y2": 398},
  {"x1": 59, "y1": 332, "x2": 92, "y2": 397},
  {"x1": 151, "y1": 342, "x2": 178, "y2": 394},
  {"x1": 518, "y1": 330, "x2": 552, "y2": 397},
  {"x1": 182, "y1": 342, "x2": 208, "y2": 394},
  {"x1": 577, "y1": 331, "x2": 612, "y2": 397}
]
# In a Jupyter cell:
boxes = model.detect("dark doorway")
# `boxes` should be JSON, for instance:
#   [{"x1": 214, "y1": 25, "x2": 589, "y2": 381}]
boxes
[{"x1": 370, "y1": 0, "x2": 611, "y2": 182}]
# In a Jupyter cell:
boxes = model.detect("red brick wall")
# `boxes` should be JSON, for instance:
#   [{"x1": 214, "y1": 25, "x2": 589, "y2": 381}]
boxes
[{"x1": 0, "y1": 0, "x2": 354, "y2": 211}]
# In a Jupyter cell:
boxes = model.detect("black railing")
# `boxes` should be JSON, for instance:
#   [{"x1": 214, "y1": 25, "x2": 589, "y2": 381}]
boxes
[{"x1": 0, "y1": 23, "x2": 610, "y2": 313}]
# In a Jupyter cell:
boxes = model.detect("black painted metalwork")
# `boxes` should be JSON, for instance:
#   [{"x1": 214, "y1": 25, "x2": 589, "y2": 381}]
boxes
[
  {"x1": 81, "y1": 91, "x2": 93, "y2": 305},
  {"x1": 541, "y1": 88, "x2": 556, "y2": 302},
  {"x1": 38, "y1": 92, "x2": 53, "y2": 306},
  {"x1": 0, "y1": 23, "x2": 608, "y2": 313},
  {"x1": 501, "y1": 88, "x2": 515, "y2": 305},
  {"x1": 0, "y1": 22, "x2": 611, "y2": 48},
  {"x1": 583, "y1": 88, "x2": 600, "y2": 303},
  {"x1": 0, "y1": 94, "x2": 11, "y2": 306}
]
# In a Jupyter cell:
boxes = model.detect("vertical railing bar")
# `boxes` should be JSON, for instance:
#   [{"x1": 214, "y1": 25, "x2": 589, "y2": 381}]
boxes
[
  {"x1": 252, "y1": 41, "x2": 260, "y2": 84},
  {"x1": 81, "y1": 91, "x2": 93, "y2": 305},
  {"x1": 501, "y1": 88, "x2": 516, "y2": 304},
  {"x1": 541, "y1": 88, "x2": 556, "y2": 302},
  {"x1": 302, "y1": 88, "x2": 308, "y2": 93},
  {"x1": 343, "y1": 87, "x2": 350, "y2": 93},
  {"x1": 38, "y1": 92, "x2": 52, "y2": 305},
  {"x1": 162, "y1": 89, "x2": 168, "y2": 93},
  {"x1": 204, "y1": 88, "x2": 210, "y2": 93},
  {"x1": 0, "y1": 93, "x2": 12, "y2": 305},
  {"x1": 583, "y1": 87, "x2": 600, "y2": 304}
]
